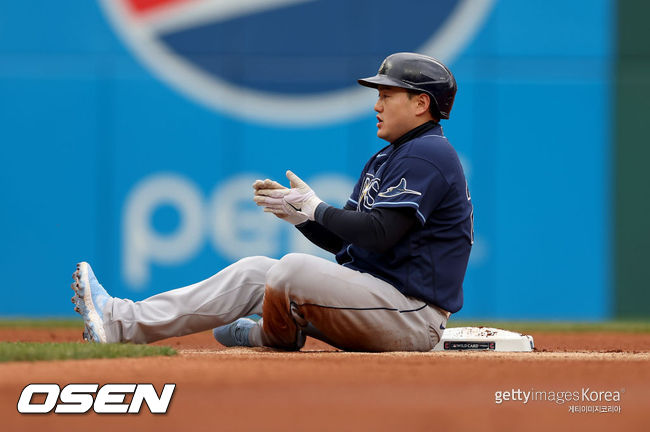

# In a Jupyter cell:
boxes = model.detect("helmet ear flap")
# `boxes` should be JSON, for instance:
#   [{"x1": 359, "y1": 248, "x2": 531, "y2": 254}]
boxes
[{"x1": 428, "y1": 95, "x2": 442, "y2": 120}]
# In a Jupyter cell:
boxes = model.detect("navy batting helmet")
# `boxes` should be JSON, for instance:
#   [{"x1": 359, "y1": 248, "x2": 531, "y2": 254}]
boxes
[{"x1": 358, "y1": 52, "x2": 457, "y2": 119}]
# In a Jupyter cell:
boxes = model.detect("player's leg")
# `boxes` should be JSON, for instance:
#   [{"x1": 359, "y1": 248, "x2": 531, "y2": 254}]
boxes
[
  {"x1": 72, "y1": 256, "x2": 277, "y2": 343},
  {"x1": 248, "y1": 253, "x2": 447, "y2": 352}
]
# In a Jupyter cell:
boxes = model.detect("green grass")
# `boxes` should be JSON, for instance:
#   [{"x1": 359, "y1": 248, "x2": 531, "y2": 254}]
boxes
[
  {"x1": 0, "y1": 319, "x2": 81, "y2": 328},
  {"x1": 0, "y1": 342, "x2": 176, "y2": 363},
  {"x1": 450, "y1": 320, "x2": 650, "y2": 333}
]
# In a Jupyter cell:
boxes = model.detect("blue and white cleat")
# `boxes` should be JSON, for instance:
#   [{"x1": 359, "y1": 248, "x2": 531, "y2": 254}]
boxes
[
  {"x1": 213, "y1": 318, "x2": 257, "y2": 347},
  {"x1": 71, "y1": 262, "x2": 111, "y2": 343}
]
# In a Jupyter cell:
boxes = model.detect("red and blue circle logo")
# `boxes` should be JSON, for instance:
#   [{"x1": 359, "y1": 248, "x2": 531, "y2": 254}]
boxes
[{"x1": 100, "y1": 0, "x2": 493, "y2": 124}]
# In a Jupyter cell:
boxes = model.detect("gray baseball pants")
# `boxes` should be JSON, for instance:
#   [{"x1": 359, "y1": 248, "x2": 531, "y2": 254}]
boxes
[{"x1": 102, "y1": 253, "x2": 448, "y2": 352}]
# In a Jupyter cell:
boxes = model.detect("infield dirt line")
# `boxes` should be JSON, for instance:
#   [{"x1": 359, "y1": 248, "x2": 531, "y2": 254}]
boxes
[{"x1": 178, "y1": 349, "x2": 650, "y2": 361}]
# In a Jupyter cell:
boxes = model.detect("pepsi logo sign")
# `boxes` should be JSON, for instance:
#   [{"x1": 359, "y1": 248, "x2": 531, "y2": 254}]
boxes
[{"x1": 100, "y1": 0, "x2": 493, "y2": 124}]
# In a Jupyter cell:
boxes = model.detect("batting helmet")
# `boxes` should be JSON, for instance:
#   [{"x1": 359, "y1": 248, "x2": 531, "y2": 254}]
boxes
[{"x1": 358, "y1": 52, "x2": 457, "y2": 119}]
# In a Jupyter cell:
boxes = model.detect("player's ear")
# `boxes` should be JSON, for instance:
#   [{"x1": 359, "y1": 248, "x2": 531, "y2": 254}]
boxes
[{"x1": 415, "y1": 93, "x2": 431, "y2": 116}]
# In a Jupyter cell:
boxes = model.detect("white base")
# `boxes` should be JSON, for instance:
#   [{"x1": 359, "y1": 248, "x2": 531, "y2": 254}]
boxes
[{"x1": 432, "y1": 327, "x2": 534, "y2": 352}]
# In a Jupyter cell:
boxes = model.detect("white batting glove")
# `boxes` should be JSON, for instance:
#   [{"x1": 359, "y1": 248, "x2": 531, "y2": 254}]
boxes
[
  {"x1": 253, "y1": 179, "x2": 308, "y2": 225},
  {"x1": 282, "y1": 170, "x2": 323, "y2": 221}
]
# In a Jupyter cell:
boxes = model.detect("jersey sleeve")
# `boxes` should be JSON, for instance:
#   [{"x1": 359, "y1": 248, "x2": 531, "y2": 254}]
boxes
[
  {"x1": 347, "y1": 157, "x2": 374, "y2": 208},
  {"x1": 373, "y1": 156, "x2": 450, "y2": 224},
  {"x1": 347, "y1": 175, "x2": 362, "y2": 208}
]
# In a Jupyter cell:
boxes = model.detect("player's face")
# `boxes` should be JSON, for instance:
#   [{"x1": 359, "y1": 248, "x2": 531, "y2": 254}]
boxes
[{"x1": 374, "y1": 86, "x2": 424, "y2": 142}]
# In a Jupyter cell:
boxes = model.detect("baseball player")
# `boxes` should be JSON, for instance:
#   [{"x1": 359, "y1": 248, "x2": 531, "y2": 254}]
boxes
[{"x1": 71, "y1": 52, "x2": 473, "y2": 352}]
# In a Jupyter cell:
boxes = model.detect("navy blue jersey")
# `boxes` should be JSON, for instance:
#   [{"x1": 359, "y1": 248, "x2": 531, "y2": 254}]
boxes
[{"x1": 336, "y1": 123, "x2": 473, "y2": 313}]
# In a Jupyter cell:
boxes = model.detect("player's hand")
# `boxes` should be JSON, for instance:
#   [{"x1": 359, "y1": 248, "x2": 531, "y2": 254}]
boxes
[
  {"x1": 253, "y1": 178, "x2": 285, "y2": 192},
  {"x1": 281, "y1": 170, "x2": 323, "y2": 221},
  {"x1": 252, "y1": 179, "x2": 308, "y2": 225}
]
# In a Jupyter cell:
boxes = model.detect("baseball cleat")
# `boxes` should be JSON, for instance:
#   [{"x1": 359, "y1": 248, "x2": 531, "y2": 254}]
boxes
[
  {"x1": 71, "y1": 262, "x2": 111, "y2": 343},
  {"x1": 213, "y1": 318, "x2": 256, "y2": 347}
]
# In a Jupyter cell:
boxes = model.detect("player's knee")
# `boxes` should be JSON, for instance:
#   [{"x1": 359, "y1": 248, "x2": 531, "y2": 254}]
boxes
[
  {"x1": 235, "y1": 255, "x2": 273, "y2": 268},
  {"x1": 229, "y1": 256, "x2": 276, "y2": 283},
  {"x1": 265, "y1": 253, "x2": 307, "y2": 294}
]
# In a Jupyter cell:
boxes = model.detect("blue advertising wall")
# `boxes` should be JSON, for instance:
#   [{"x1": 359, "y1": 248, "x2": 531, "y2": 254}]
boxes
[{"x1": 0, "y1": 0, "x2": 613, "y2": 319}]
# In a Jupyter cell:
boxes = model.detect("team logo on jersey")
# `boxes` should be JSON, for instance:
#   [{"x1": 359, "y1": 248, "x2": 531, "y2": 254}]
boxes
[
  {"x1": 358, "y1": 174, "x2": 380, "y2": 210},
  {"x1": 378, "y1": 178, "x2": 422, "y2": 198},
  {"x1": 99, "y1": 0, "x2": 494, "y2": 124}
]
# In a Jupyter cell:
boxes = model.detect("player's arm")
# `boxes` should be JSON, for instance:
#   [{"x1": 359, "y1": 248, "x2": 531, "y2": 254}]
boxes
[
  {"x1": 313, "y1": 204, "x2": 415, "y2": 253},
  {"x1": 292, "y1": 204, "x2": 355, "y2": 254},
  {"x1": 252, "y1": 176, "x2": 347, "y2": 254},
  {"x1": 260, "y1": 171, "x2": 416, "y2": 253},
  {"x1": 288, "y1": 203, "x2": 415, "y2": 254}
]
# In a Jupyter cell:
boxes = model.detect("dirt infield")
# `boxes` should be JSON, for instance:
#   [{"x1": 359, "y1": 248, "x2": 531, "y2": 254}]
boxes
[{"x1": 1, "y1": 327, "x2": 649, "y2": 431}]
